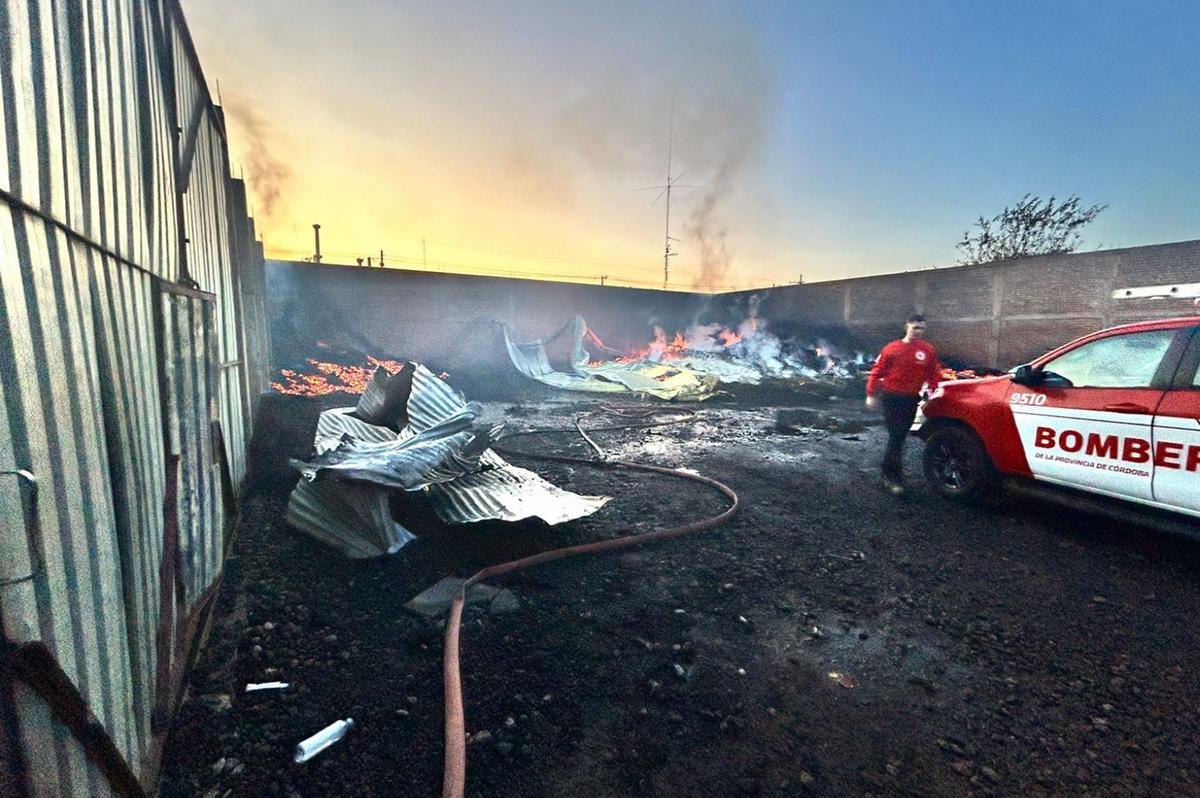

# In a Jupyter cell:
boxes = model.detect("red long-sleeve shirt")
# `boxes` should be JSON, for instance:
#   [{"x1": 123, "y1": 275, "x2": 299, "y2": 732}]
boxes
[{"x1": 866, "y1": 339, "x2": 941, "y2": 397}]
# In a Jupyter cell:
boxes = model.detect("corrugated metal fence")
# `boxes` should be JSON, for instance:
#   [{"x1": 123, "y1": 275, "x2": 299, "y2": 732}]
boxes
[{"x1": 0, "y1": 0, "x2": 268, "y2": 794}]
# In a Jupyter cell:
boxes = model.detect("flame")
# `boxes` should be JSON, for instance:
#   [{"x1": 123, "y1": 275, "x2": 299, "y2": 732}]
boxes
[
  {"x1": 940, "y1": 367, "x2": 978, "y2": 381},
  {"x1": 583, "y1": 328, "x2": 609, "y2": 350},
  {"x1": 595, "y1": 322, "x2": 752, "y2": 366},
  {"x1": 582, "y1": 313, "x2": 870, "y2": 382},
  {"x1": 272, "y1": 355, "x2": 408, "y2": 396}
]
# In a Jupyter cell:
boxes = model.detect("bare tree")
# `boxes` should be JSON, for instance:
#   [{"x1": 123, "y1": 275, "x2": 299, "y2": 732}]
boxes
[{"x1": 956, "y1": 194, "x2": 1106, "y2": 265}]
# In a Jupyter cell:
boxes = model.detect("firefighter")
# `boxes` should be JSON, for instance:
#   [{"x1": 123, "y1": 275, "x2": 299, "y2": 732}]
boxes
[{"x1": 865, "y1": 314, "x2": 941, "y2": 495}]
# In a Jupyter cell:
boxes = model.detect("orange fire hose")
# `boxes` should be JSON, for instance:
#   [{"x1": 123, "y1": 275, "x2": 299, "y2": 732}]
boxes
[{"x1": 441, "y1": 408, "x2": 739, "y2": 798}]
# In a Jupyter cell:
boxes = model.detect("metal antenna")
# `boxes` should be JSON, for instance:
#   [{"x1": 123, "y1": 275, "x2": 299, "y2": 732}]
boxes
[
  {"x1": 635, "y1": 99, "x2": 698, "y2": 290},
  {"x1": 663, "y1": 99, "x2": 675, "y2": 290}
]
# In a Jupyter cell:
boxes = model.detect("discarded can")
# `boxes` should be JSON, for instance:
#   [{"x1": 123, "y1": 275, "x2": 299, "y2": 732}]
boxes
[
  {"x1": 294, "y1": 718, "x2": 355, "y2": 763},
  {"x1": 246, "y1": 681, "x2": 290, "y2": 692}
]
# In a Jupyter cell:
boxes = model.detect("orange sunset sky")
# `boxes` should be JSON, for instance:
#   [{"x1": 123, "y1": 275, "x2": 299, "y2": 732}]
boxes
[{"x1": 183, "y1": 1, "x2": 1200, "y2": 291}]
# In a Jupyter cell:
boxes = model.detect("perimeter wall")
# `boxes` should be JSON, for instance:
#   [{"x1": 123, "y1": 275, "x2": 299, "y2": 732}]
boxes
[
  {"x1": 268, "y1": 239, "x2": 1200, "y2": 383},
  {"x1": 737, "y1": 239, "x2": 1200, "y2": 367}
]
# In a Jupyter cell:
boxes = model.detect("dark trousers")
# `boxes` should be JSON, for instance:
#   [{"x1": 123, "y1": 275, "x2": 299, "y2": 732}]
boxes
[{"x1": 881, "y1": 391, "x2": 921, "y2": 480}]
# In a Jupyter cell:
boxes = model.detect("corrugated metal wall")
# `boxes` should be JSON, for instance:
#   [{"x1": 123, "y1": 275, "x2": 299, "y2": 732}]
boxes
[{"x1": 0, "y1": 0, "x2": 267, "y2": 794}]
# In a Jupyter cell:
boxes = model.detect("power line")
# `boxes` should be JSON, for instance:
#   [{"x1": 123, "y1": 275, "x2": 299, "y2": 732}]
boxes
[
  {"x1": 267, "y1": 247, "x2": 782, "y2": 288},
  {"x1": 263, "y1": 250, "x2": 779, "y2": 292},
  {"x1": 264, "y1": 244, "x2": 786, "y2": 289}
]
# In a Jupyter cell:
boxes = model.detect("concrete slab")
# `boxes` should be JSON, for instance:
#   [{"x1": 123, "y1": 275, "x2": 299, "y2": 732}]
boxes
[{"x1": 404, "y1": 577, "x2": 500, "y2": 619}]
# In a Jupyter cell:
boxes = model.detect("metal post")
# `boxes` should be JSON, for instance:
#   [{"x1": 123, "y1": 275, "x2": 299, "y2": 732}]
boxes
[{"x1": 312, "y1": 224, "x2": 322, "y2": 264}]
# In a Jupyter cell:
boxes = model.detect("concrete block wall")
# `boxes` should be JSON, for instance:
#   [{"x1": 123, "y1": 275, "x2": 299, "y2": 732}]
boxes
[
  {"x1": 737, "y1": 239, "x2": 1200, "y2": 368},
  {"x1": 266, "y1": 239, "x2": 1199, "y2": 391},
  {"x1": 266, "y1": 261, "x2": 712, "y2": 395}
]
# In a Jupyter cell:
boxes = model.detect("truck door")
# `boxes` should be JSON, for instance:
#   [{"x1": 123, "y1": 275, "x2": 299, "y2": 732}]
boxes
[
  {"x1": 1152, "y1": 327, "x2": 1200, "y2": 516},
  {"x1": 1009, "y1": 328, "x2": 1180, "y2": 501}
]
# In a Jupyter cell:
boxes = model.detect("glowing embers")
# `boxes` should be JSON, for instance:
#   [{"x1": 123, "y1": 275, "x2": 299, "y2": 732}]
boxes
[{"x1": 273, "y1": 355, "x2": 408, "y2": 396}]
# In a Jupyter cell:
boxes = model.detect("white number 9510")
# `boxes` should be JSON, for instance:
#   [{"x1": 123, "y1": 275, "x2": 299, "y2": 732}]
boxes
[{"x1": 1010, "y1": 392, "x2": 1047, "y2": 406}]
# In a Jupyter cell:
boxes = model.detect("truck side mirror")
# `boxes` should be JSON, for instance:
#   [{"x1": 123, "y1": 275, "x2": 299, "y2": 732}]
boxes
[{"x1": 1012, "y1": 364, "x2": 1042, "y2": 386}]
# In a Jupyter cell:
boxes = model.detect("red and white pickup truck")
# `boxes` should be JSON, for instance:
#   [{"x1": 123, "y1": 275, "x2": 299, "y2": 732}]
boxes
[{"x1": 917, "y1": 316, "x2": 1200, "y2": 519}]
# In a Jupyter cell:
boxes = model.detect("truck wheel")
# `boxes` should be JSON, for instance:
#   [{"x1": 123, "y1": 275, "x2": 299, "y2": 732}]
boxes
[{"x1": 923, "y1": 426, "x2": 998, "y2": 502}]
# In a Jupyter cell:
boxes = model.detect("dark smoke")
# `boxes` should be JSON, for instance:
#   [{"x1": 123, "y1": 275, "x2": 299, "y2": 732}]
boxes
[
  {"x1": 224, "y1": 95, "x2": 292, "y2": 219},
  {"x1": 686, "y1": 157, "x2": 738, "y2": 292}
]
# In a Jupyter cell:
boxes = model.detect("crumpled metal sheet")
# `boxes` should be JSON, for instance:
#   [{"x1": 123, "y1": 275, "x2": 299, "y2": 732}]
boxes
[
  {"x1": 425, "y1": 464, "x2": 608, "y2": 526},
  {"x1": 503, "y1": 317, "x2": 719, "y2": 401},
  {"x1": 584, "y1": 361, "x2": 720, "y2": 399},
  {"x1": 314, "y1": 407, "x2": 395, "y2": 451},
  {"x1": 291, "y1": 403, "x2": 502, "y2": 490},
  {"x1": 287, "y1": 479, "x2": 415, "y2": 557},
  {"x1": 286, "y1": 364, "x2": 608, "y2": 558}
]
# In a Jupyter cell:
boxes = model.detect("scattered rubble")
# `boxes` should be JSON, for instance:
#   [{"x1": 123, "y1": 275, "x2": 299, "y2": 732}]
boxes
[
  {"x1": 196, "y1": 694, "x2": 232, "y2": 713},
  {"x1": 504, "y1": 315, "x2": 871, "y2": 400},
  {"x1": 161, "y1": 396, "x2": 1200, "y2": 798}
]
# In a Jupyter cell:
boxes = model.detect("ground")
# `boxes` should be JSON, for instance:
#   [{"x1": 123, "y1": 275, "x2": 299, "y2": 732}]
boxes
[{"x1": 159, "y1": 388, "x2": 1200, "y2": 797}]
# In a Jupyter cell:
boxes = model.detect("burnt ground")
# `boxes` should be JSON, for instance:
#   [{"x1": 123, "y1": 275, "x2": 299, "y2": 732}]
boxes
[{"x1": 160, "y1": 389, "x2": 1200, "y2": 798}]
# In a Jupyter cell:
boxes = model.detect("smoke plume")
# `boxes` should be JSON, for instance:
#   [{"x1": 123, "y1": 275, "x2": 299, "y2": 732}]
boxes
[
  {"x1": 686, "y1": 157, "x2": 738, "y2": 291},
  {"x1": 224, "y1": 95, "x2": 292, "y2": 219}
]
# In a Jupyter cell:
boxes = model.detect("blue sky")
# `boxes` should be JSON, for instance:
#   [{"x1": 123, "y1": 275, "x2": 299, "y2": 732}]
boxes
[{"x1": 185, "y1": 0, "x2": 1200, "y2": 288}]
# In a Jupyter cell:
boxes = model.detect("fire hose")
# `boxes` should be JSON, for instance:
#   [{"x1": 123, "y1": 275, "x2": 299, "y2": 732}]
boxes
[{"x1": 440, "y1": 407, "x2": 740, "y2": 798}]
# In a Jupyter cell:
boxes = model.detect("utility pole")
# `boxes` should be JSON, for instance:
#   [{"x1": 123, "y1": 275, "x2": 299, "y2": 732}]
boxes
[
  {"x1": 380, "y1": 249, "x2": 385, "y2": 267},
  {"x1": 600, "y1": 275, "x2": 607, "y2": 286},
  {"x1": 312, "y1": 223, "x2": 322, "y2": 264},
  {"x1": 367, "y1": 256, "x2": 372, "y2": 267}
]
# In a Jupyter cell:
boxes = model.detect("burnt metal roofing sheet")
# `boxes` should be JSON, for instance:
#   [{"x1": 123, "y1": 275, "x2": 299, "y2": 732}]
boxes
[{"x1": 286, "y1": 364, "x2": 607, "y2": 557}]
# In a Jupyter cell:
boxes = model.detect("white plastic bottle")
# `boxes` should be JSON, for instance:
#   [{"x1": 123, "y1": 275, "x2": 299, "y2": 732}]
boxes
[{"x1": 294, "y1": 718, "x2": 355, "y2": 763}]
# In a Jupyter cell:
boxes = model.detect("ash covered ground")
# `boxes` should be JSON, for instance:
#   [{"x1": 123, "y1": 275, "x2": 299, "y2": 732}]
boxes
[{"x1": 160, "y1": 388, "x2": 1200, "y2": 797}]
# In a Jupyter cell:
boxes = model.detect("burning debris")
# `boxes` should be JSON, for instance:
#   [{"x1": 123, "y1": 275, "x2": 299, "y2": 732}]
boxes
[
  {"x1": 939, "y1": 366, "x2": 1006, "y2": 381},
  {"x1": 503, "y1": 317, "x2": 722, "y2": 401},
  {"x1": 286, "y1": 363, "x2": 608, "y2": 557},
  {"x1": 273, "y1": 355, "x2": 408, "y2": 396},
  {"x1": 504, "y1": 314, "x2": 869, "y2": 400}
]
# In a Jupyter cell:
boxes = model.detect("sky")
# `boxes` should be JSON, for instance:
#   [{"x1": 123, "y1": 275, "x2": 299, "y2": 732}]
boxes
[{"x1": 184, "y1": 0, "x2": 1200, "y2": 291}]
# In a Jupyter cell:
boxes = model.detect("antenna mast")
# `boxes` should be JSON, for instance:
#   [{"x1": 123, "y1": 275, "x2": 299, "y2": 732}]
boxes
[
  {"x1": 635, "y1": 99, "x2": 697, "y2": 290},
  {"x1": 662, "y1": 100, "x2": 678, "y2": 290}
]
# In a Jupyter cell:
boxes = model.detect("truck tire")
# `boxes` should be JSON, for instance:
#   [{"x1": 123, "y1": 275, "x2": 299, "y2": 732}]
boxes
[{"x1": 923, "y1": 426, "x2": 998, "y2": 502}]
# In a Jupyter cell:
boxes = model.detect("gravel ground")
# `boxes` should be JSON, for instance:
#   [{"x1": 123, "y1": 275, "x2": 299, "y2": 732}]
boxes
[{"x1": 159, "y1": 391, "x2": 1200, "y2": 797}]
